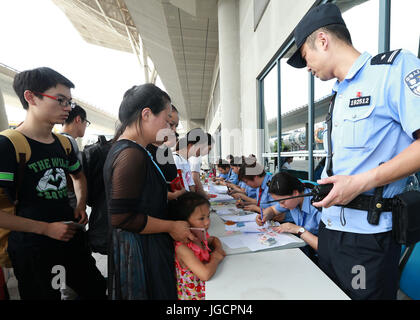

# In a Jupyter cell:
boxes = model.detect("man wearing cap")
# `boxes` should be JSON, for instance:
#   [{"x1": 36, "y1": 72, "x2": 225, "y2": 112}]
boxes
[{"x1": 287, "y1": 3, "x2": 420, "y2": 299}]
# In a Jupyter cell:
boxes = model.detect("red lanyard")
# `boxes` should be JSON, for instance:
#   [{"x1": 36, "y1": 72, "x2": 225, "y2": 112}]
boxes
[{"x1": 257, "y1": 187, "x2": 263, "y2": 207}]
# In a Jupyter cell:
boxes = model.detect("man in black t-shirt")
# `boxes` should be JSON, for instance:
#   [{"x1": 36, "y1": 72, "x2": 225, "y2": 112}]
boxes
[{"x1": 0, "y1": 67, "x2": 106, "y2": 300}]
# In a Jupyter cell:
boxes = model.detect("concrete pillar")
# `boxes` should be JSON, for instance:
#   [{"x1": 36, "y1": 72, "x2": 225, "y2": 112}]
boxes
[
  {"x1": 0, "y1": 88, "x2": 9, "y2": 130},
  {"x1": 218, "y1": 0, "x2": 242, "y2": 158}
]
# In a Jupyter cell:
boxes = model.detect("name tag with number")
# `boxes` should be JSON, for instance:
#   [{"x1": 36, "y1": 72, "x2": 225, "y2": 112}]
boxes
[{"x1": 349, "y1": 96, "x2": 371, "y2": 108}]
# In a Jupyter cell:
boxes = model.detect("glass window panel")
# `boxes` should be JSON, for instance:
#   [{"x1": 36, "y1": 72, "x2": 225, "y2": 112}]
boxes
[
  {"x1": 262, "y1": 64, "x2": 278, "y2": 154},
  {"x1": 390, "y1": 0, "x2": 420, "y2": 55},
  {"x1": 279, "y1": 56, "x2": 309, "y2": 173}
]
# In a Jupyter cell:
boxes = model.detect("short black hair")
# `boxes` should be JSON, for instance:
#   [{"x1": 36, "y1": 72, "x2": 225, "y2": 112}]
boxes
[
  {"x1": 13, "y1": 67, "x2": 74, "y2": 110},
  {"x1": 172, "y1": 192, "x2": 210, "y2": 221},
  {"x1": 64, "y1": 104, "x2": 87, "y2": 124},
  {"x1": 216, "y1": 159, "x2": 230, "y2": 170},
  {"x1": 306, "y1": 23, "x2": 352, "y2": 48},
  {"x1": 268, "y1": 172, "x2": 304, "y2": 195}
]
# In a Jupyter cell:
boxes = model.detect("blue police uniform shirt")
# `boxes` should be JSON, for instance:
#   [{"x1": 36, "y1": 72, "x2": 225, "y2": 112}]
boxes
[
  {"x1": 238, "y1": 181, "x2": 257, "y2": 199},
  {"x1": 274, "y1": 188, "x2": 321, "y2": 235},
  {"x1": 257, "y1": 174, "x2": 293, "y2": 221},
  {"x1": 246, "y1": 185, "x2": 257, "y2": 199},
  {"x1": 226, "y1": 168, "x2": 239, "y2": 185},
  {"x1": 238, "y1": 180, "x2": 247, "y2": 189},
  {"x1": 218, "y1": 172, "x2": 229, "y2": 179},
  {"x1": 322, "y1": 50, "x2": 420, "y2": 234},
  {"x1": 256, "y1": 174, "x2": 274, "y2": 209}
]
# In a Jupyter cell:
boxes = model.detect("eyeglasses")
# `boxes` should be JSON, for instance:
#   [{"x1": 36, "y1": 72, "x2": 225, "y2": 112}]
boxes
[
  {"x1": 83, "y1": 119, "x2": 91, "y2": 127},
  {"x1": 33, "y1": 91, "x2": 76, "y2": 108}
]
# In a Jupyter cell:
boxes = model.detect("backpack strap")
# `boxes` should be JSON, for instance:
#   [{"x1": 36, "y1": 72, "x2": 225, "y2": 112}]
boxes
[
  {"x1": 0, "y1": 129, "x2": 31, "y2": 205},
  {"x1": 54, "y1": 133, "x2": 72, "y2": 156},
  {"x1": 0, "y1": 129, "x2": 31, "y2": 163}
]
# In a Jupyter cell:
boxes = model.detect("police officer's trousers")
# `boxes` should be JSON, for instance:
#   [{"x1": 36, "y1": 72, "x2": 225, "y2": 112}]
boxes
[{"x1": 317, "y1": 221, "x2": 401, "y2": 300}]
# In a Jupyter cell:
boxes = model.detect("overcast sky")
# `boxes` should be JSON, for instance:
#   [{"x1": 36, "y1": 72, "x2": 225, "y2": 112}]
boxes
[{"x1": 0, "y1": 0, "x2": 152, "y2": 122}]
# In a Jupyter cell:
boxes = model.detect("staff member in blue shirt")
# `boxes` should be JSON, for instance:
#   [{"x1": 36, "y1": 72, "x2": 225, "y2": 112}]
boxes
[
  {"x1": 237, "y1": 159, "x2": 293, "y2": 224},
  {"x1": 256, "y1": 172, "x2": 321, "y2": 264},
  {"x1": 287, "y1": 3, "x2": 420, "y2": 299},
  {"x1": 226, "y1": 156, "x2": 257, "y2": 198}
]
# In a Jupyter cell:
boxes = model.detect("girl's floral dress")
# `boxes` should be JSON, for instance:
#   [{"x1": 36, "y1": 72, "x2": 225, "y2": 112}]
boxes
[{"x1": 175, "y1": 234, "x2": 211, "y2": 300}]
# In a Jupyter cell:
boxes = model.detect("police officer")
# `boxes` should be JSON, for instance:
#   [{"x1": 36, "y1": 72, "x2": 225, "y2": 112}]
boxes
[{"x1": 287, "y1": 3, "x2": 420, "y2": 299}]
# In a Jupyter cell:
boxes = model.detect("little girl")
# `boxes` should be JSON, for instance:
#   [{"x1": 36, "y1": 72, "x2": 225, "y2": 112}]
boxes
[{"x1": 173, "y1": 192, "x2": 226, "y2": 300}]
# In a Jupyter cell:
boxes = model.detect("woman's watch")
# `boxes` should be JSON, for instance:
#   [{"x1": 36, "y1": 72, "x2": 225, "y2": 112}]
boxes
[{"x1": 297, "y1": 227, "x2": 306, "y2": 237}]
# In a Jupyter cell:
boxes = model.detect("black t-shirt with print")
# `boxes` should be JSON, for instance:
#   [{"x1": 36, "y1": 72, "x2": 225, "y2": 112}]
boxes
[{"x1": 0, "y1": 134, "x2": 83, "y2": 251}]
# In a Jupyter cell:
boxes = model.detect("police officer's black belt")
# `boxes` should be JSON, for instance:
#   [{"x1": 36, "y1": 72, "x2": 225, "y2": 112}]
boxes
[{"x1": 341, "y1": 193, "x2": 393, "y2": 212}]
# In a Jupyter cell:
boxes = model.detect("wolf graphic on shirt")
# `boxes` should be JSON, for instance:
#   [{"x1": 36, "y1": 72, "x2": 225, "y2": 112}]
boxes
[{"x1": 28, "y1": 157, "x2": 70, "y2": 200}]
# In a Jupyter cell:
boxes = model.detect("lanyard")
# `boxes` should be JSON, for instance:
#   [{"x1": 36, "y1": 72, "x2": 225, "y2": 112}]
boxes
[
  {"x1": 129, "y1": 140, "x2": 166, "y2": 183},
  {"x1": 146, "y1": 150, "x2": 167, "y2": 182}
]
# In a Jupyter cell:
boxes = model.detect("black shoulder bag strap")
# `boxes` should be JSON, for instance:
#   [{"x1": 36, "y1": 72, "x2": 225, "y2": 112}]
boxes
[{"x1": 325, "y1": 92, "x2": 337, "y2": 177}]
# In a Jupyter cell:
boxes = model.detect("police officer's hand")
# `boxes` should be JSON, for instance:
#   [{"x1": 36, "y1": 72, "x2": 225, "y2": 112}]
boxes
[{"x1": 312, "y1": 174, "x2": 365, "y2": 208}]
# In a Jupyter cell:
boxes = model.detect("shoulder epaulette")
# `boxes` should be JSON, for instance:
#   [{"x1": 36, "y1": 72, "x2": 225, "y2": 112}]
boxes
[{"x1": 371, "y1": 49, "x2": 402, "y2": 65}]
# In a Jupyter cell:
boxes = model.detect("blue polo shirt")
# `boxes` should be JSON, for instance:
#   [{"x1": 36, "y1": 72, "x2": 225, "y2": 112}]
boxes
[{"x1": 322, "y1": 50, "x2": 420, "y2": 234}]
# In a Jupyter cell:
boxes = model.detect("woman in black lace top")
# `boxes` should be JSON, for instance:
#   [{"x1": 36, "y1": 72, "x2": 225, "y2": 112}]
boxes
[{"x1": 103, "y1": 84, "x2": 195, "y2": 300}]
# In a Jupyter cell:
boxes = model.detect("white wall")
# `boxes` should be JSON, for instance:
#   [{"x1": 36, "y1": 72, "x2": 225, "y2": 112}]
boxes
[
  {"x1": 238, "y1": 0, "x2": 313, "y2": 158},
  {"x1": 206, "y1": 0, "x2": 314, "y2": 159}
]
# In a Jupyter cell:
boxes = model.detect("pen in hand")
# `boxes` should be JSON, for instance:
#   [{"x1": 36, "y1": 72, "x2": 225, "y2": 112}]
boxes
[{"x1": 260, "y1": 207, "x2": 264, "y2": 225}]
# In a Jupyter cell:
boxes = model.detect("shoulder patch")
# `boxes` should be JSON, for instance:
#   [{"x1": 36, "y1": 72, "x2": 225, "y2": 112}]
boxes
[
  {"x1": 405, "y1": 69, "x2": 420, "y2": 97},
  {"x1": 371, "y1": 49, "x2": 401, "y2": 65}
]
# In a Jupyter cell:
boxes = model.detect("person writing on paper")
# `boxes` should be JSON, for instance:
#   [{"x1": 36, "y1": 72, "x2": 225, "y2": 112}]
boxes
[
  {"x1": 236, "y1": 159, "x2": 292, "y2": 224},
  {"x1": 173, "y1": 192, "x2": 226, "y2": 300},
  {"x1": 212, "y1": 159, "x2": 231, "y2": 184},
  {"x1": 256, "y1": 172, "x2": 321, "y2": 263}
]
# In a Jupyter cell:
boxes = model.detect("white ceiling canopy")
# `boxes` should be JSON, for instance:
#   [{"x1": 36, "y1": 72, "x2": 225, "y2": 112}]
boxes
[{"x1": 53, "y1": 0, "x2": 219, "y2": 127}]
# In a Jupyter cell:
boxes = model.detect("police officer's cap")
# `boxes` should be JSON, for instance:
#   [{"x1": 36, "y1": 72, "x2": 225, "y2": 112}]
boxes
[{"x1": 287, "y1": 3, "x2": 346, "y2": 68}]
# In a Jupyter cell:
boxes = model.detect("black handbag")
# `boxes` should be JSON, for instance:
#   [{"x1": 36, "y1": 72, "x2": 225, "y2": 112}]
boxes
[{"x1": 392, "y1": 191, "x2": 420, "y2": 245}]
